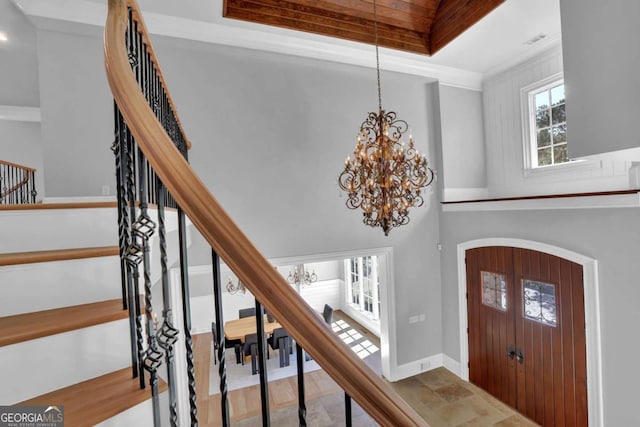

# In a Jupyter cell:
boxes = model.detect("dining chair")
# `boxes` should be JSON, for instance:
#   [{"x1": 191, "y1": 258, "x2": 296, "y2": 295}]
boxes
[
  {"x1": 323, "y1": 304, "x2": 334, "y2": 324},
  {"x1": 238, "y1": 307, "x2": 256, "y2": 318},
  {"x1": 243, "y1": 333, "x2": 259, "y2": 375},
  {"x1": 212, "y1": 321, "x2": 242, "y2": 365},
  {"x1": 267, "y1": 327, "x2": 292, "y2": 367}
]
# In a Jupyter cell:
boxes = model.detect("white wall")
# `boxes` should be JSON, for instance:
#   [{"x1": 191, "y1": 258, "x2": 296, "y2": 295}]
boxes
[
  {"x1": 0, "y1": 1, "x2": 40, "y2": 107},
  {"x1": 560, "y1": 0, "x2": 640, "y2": 158},
  {"x1": 438, "y1": 85, "x2": 487, "y2": 201},
  {"x1": 482, "y1": 45, "x2": 630, "y2": 197},
  {"x1": 0, "y1": 120, "x2": 44, "y2": 200},
  {"x1": 36, "y1": 30, "x2": 115, "y2": 197}
]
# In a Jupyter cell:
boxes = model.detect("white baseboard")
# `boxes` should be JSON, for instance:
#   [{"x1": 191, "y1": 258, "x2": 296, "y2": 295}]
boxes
[
  {"x1": 442, "y1": 354, "x2": 461, "y2": 376},
  {"x1": 388, "y1": 353, "x2": 443, "y2": 382}
]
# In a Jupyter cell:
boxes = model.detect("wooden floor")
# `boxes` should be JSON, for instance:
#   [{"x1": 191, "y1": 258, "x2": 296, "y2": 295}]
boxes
[{"x1": 196, "y1": 310, "x2": 538, "y2": 426}]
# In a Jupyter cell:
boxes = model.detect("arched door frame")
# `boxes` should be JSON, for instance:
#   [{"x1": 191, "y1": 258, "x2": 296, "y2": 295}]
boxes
[{"x1": 457, "y1": 238, "x2": 603, "y2": 426}]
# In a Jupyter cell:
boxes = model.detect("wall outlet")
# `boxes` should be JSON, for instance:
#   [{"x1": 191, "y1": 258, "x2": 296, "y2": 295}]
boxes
[
  {"x1": 420, "y1": 361, "x2": 431, "y2": 371},
  {"x1": 101, "y1": 185, "x2": 110, "y2": 196},
  {"x1": 409, "y1": 315, "x2": 419, "y2": 324},
  {"x1": 419, "y1": 314, "x2": 426, "y2": 322}
]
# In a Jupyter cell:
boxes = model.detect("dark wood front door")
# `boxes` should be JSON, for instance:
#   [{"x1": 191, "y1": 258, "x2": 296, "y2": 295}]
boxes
[{"x1": 466, "y1": 246, "x2": 588, "y2": 426}]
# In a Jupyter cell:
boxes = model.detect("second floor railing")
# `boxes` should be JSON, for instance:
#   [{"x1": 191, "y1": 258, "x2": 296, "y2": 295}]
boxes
[
  {"x1": 105, "y1": 0, "x2": 429, "y2": 425},
  {"x1": 0, "y1": 160, "x2": 37, "y2": 205}
]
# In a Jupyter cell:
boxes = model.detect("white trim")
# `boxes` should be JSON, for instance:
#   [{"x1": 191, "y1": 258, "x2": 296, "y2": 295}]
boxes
[
  {"x1": 456, "y1": 238, "x2": 603, "y2": 427},
  {"x1": 15, "y1": 0, "x2": 483, "y2": 91},
  {"x1": 442, "y1": 187, "x2": 489, "y2": 202},
  {"x1": 43, "y1": 196, "x2": 118, "y2": 203},
  {"x1": 442, "y1": 354, "x2": 461, "y2": 376},
  {"x1": 442, "y1": 191, "x2": 640, "y2": 212},
  {"x1": 388, "y1": 353, "x2": 443, "y2": 382},
  {"x1": 0, "y1": 105, "x2": 41, "y2": 122}
]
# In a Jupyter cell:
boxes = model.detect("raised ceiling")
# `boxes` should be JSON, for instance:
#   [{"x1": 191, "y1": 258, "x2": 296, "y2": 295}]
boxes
[{"x1": 223, "y1": 0, "x2": 505, "y2": 56}]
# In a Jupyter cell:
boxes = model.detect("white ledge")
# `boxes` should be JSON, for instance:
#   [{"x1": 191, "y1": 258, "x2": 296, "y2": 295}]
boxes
[
  {"x1": 442, "y1": 191, "x2": 640, "y2": 212},
  {"x1": 0, "y1": 105, "x2": 41, "y2": 122}
]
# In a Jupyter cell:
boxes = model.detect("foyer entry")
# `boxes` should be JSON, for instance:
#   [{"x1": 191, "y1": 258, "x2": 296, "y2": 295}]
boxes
[{"x1": 465, "y1": 246, "x2": 588, "y2": 426}]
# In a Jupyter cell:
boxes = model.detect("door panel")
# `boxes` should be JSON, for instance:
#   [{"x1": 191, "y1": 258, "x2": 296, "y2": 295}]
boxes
[
  {"x1": 467, "y1": 246, "x2": 588, "y2": 426},
  {"x1": 466, "y1": 247, "x2": 516, "y2": 407}
]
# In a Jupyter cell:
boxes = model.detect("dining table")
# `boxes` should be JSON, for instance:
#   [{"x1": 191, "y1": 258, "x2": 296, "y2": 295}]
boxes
[{"x1": 224, "y1": 314, "x2": 281, "y2": 342}]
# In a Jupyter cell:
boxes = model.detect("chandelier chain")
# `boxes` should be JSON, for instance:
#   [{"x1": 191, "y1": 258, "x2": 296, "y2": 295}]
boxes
[{"x1": 373, "y1": 0, "x2": 382, "y2": 113}]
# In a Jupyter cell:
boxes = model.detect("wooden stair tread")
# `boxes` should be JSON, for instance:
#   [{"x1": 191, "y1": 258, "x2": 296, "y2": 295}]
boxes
[
  {"x1": 18, "y1": 367, "x2": 167, "y2": 427},
  {"x1": 0, "y1": 246, "x2": 119, "y2": 266},
  {"x1": 0, "y1": 201, "x2": 118, "y2": 211},
  {"x1": 0, "y1": 299, "x2": 128, "y2": 347}
]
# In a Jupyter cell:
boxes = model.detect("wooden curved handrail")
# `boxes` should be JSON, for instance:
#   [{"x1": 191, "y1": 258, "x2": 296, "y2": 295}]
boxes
[
  {"x1": 104, "y1": 1, "x2": 428, "y2": 425},
  {"x1": 0, "y1": 160, "x2": 36, "y2": 199}
]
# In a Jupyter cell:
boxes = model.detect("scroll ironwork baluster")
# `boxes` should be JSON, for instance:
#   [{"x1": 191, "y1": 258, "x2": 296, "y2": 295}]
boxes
[
  {"x1": 255, "y1": 301, "x2": 271, "y2": 426},
  {"x1": 179, "y1": 207, "x2": 198, "y2": 426},
  {"x1": 345, "y1": 393, "x2": 353, "y2": 427},
  {"x1": 211, "y1": 250, "x2": 230, "y2": 427},
  {"x1": 296, "y1": 343, "x2": 307, "y2": 426}
]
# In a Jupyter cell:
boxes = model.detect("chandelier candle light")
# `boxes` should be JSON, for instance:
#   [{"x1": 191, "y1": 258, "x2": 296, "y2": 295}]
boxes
[
  {"x1": 338, "y1": 0, "x2": 434, "y2": 236},
  {"x1": 287, "y1": 264, "x2": 318, "y2": 287}
]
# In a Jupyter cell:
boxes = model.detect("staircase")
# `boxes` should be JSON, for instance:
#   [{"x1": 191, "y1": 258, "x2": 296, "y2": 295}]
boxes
[{"x1": 0, "y1": 201, "x2": 181, "y2": 426}]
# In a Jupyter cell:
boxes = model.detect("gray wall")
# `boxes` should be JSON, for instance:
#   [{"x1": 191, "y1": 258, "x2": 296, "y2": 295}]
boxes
[
  {"x1": 0, "y1": 120, "x2": 44, "y2": 200},
  {"x1": 152, "y1": 38, "x2": 443, "y2": 364},
  {"x1": 439, "y1": 207, "x2": 640, "y2": 425},
  {"x1": 36, "y1": 30, "x2": 115, "y2": 197},
  {"x1": 33, "y1": 30, "x2": 443, "y2": 365},
  {"x1": 560, "y1": 0, "x2": 640, "y2": 158},
  {"x1": 0, "y1": 1, "x2": 39, "y2": 107},
  {"x1": 438, "y1": 85, "x2": 486, "y2": 195}
]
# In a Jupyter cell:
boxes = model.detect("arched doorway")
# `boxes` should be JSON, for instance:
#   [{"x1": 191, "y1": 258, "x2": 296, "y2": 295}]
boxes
[{"x1": 457, "y1": 239, "x2": 603, "y2": 426}]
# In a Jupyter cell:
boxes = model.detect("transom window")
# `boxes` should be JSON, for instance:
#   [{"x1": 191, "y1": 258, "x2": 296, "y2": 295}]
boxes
[
  {"x1": 521, "y1": 75, "x2": 570, "y2": 169},
  {"x1": 345, "y1": 255, "x2": 380, "y2": 321}
]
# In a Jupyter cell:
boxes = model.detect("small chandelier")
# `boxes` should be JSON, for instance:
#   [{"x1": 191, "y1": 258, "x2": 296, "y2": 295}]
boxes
[
  {"x1": 226, "y1": 277, "x2": 246, "y2": 295},
  {"x1": 287, "y1": 264, "x2": 317, "y2": 287},
  {"x1": 338, "y1": 0, "x2": 434, "y2": 236}
]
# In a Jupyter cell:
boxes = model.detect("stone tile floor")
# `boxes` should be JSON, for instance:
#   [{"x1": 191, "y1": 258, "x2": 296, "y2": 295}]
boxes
[{"x1": 236, "y1": 367, "x2": 539, "y2": 426}]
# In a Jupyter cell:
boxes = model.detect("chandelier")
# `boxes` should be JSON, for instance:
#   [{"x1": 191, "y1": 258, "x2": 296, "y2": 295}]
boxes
[
  {"x1": 226, "y1": 277, "x2": 246, "y2": 295},
  {"x1": 287, "y1": 264, "x2": 317, "y2": 287},
  {"x1": 338, "y1": 0, "x2": 434, "y2": 236}
]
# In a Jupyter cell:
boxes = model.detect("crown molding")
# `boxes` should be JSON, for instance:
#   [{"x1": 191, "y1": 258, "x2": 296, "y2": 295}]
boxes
[
  {"x1": 0, "y1": 105, "x2": 41, "y2": 122},
  {"x1": 15, "y1": 0, "x2": 483, "y2": 91}
]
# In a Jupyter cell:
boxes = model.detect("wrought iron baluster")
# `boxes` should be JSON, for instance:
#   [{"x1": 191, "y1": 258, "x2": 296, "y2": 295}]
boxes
[
  {"x1": 345, "y1": 393, "x2": 353, "y2": 427},
  {"x1": 156, "y1": 177, "x2": 179, "y2": 427},
  {"x1": 179, "y1": 208, "x2": 198, "y2": 426},
  {"x1": 137, "y1": 151, "x2": 162, "y2": 426},
  {"x1": 211, "y1": 250, "x2": 230, "y2": 427},
  {"x1": 255, "y1": 301, "x2": 271, "y2": 426},
  {"x1": 296, "y1": 343, "x2": 307, "y2": 426}
]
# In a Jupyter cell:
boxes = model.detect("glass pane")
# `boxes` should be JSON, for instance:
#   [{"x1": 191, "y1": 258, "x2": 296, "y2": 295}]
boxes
[
  {"x1": 523, "y1": 280, "x2": 557, "y2": 327},
  {"x1": 538, "y1": 147, "x2": 552, "y2": 166},
  {"x1": 537, "y1": 129, "x2": 550, "y2": 147},
  {"x1": 552, "y1": 103, "x2": 566, "y2": 125},
  {"x1": 536, "y1": 108, "x2": 550, "y2": 128},
  {"x1": 481, "y1": 271, "x2": 507, "y2": 311},
  {"x1": 535, "y1": 91, "x2": 549, "y2": 110},
  {"x1": 550, "y1": 84, "x2": 565, "y2": 105},
  {"x1": 554, "y1": 144, "x2": 568, "y2": 164},
  {"x1": 553, "y1": 124, "x2": 567, "y2": 144}
]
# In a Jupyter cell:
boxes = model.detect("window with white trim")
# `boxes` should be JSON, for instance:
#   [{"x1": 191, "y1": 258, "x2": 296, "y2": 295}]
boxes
[
  {"x1": 522, "y1": 75, "x2": 570, "y2": 169},
  {"x1": 345, "y1": 255, "x2": 380, "y2": 321}
]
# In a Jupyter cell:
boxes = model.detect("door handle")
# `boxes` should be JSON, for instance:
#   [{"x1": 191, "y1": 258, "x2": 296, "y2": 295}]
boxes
[
  {"x1": 507, "y1": 344, "x2": 515, "y2": 360},
  {"x1": 517, "y1": 348, "x2": 524, "y2": 364}
]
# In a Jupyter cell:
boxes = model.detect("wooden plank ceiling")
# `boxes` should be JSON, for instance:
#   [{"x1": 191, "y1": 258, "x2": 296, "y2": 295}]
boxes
[{"x1": 223, "y1": 0, "x2": 505, "y2": 56}]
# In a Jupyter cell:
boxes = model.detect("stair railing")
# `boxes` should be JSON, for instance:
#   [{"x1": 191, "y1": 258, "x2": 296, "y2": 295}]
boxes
[
  {"x1": 0, "y1": 160, "x2": 37, "y2": 204},
  {"x1": 105, "y1": 0, "x2": 428, "y2": 425}
]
